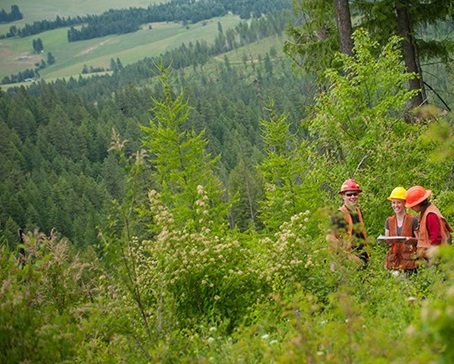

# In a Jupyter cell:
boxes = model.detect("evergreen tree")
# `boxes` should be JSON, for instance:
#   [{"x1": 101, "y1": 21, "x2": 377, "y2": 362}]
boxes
[
  {"x1": 286, "y1": 0, "x2": 454, "y2": 109},
  {"x1": 284, "y1": 0, "x2": 339, "y2": 81},
  {"x1": 258, "y1": 101, "x2": 314, "y2": 231},
  {"x1": 110, "y1": 58, "x2": 118, "y2": 72},
  {"x1": 141, "y1": 67, "x2": 229, "y2": 230},
  {"x1": 116, "y1": 58, "x2": 123, "y2": 71},
  {"x1": 10, "y1": 5, "x2": 23, "y2": 21},
  {"x1": 47, "y1": 52, "x2": 55, "y2": 65}
]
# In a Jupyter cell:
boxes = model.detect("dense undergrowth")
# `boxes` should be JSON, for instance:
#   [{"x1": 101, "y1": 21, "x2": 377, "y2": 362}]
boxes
[{"x1": 2, "y1": 209, "x2": 454, "y2": 363}]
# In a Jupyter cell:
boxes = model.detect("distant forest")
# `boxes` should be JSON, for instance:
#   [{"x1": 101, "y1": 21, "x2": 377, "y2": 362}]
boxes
[
  {"x1": 1, "y1": 0, "x2": 291, "y2": 41},
  {"x1": 0, "y1": 8, "x2": 308, "y2": 247}
]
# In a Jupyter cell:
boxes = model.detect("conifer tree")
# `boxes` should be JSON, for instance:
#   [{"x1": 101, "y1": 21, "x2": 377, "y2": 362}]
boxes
[
  {"x1": 141, "y1": 67, "x2": 229, "y2": 230},
  {"x1": 286, "y1": 0, "x2": 454, "y2": 109},
  {"x1": 258, "y1": 101, "x2": 315, "y2": 231}
]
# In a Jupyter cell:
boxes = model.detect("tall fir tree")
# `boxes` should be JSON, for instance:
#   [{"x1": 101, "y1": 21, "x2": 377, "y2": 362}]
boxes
[{"x1": 141, "y1": 67, "x2": 229, "y2": 230}]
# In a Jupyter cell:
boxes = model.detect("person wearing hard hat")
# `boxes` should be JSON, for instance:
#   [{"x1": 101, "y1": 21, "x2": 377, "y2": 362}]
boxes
[
  {"x1": 383, "y1": 187, "x2": 419, "y2": 275},
  {"x1": 405, "y1": 185, "x2": 452, "y2": 261},
  {"x1": 326, "y1": 178, "x2": 369, "y2": 266}
]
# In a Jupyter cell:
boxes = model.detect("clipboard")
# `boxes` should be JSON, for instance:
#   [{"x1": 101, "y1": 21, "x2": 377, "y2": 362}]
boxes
[{"x1": 377, "y1": 235, "x2": 407, "y2": 241}]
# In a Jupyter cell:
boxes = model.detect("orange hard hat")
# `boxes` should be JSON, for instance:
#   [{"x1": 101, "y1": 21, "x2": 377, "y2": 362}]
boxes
[
  {"x1": 405, "y1": 186, "x2": 431, "y2": 208},
  {"x1": 339, "y1": 179, "x2": 362, "y2": 194}
]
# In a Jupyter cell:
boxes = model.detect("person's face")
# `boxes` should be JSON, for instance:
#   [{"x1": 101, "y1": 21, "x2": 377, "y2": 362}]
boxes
[
  {"x1": 410, "y1": 204, "x2": 422, "y2": 213},
  {"x1": 342, "y1": 191, "x2": 359, "y2": 207},
  {"x1": 391, "y1": 199, "x2": 405, "y2": 214}
]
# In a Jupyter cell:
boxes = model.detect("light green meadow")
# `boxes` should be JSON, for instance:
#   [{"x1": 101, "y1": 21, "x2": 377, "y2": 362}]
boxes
[{"x1": 0, "y1": 12, "x2": 244, "y2": 82}]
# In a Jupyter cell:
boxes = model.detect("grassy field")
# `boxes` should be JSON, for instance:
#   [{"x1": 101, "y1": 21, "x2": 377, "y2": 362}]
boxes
[
  {"x1": 0, "y1": 0, "x2": 248, "y2": 82},
  {"x1": 0, "y1": 0, "x2": 160, "y2": 31},
  {"x1": 0, "y1": 1, "x2": 290, "y2": 88},
  {"x1": 0, "y1": 9, "x2": 245, "y2": 83}
]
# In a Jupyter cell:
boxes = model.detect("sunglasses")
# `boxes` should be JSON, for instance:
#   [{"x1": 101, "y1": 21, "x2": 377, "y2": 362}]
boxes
[{"x1": 345, "y1": 192, "x2": 359, "y2": 197}]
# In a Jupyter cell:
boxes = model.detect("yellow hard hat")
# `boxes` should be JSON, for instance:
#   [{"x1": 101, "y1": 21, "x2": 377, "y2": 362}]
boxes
[{"x1": 387, "y1": 186, "x2": 407, "y2": 201}]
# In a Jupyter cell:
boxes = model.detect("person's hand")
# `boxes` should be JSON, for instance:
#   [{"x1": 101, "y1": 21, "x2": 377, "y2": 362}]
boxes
[{"x1": 405, "y1": 237, "x2": 417, "y2": 245}]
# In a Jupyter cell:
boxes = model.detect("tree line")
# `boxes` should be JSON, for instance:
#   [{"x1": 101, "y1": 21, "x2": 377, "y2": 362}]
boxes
[
  {"x1": 1, "y1": 10, "x2": 286, "y2": 86},
  {"x1": 0, "y1": 5, "x2": 22, "y2": 23},
  {"x1": 1, "y1": 0, "x2": 291, "y2": 41}
]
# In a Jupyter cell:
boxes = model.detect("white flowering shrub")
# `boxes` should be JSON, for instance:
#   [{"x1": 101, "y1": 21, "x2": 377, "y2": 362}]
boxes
[
  {"x1": 253, "y1": 210, "x2": 336, "y2": 301},
  {"x1": 140, "y1": 186, "x2": 266, "y2": 330}
]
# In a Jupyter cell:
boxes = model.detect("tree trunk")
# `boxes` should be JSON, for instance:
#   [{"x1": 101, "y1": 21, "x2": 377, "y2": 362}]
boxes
[
  {"x1": 395, "y1": 0, "x2": 426, "y2": 108},
  {"x1": 333, "y1": 0, "x2": 354, "y2": 56}
]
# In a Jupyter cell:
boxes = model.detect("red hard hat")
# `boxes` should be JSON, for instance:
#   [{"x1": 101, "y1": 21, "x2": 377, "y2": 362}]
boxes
[
  {"x1": 405, "y1": 186, "x2": 431, "y2": 208},
  {"x1": 339, "y1": 179, "x2": 362, "y2": 194}
]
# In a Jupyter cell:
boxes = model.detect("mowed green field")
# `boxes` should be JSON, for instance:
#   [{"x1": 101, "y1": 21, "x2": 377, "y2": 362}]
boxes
[{"x1": 0, "y1": 1, "x2": 244, "y2": 83}]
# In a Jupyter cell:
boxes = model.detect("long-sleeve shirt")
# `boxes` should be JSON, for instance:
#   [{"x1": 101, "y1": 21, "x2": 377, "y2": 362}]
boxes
[{"x1": 426, "y1": 212, "x2": 442, "y2": 246}]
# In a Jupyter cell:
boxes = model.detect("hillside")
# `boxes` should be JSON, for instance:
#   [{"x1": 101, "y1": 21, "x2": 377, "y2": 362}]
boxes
[
  {"x1": 0, "y1": 14, "x2": 245, "y2": 83},
  {"x1": 0, "y1": 0, "x2": 291, "y2": 85},
  {"x1": 0, "y1": 0, "x2": 160, "y2": 27},
  {"x1": 0, "y1": 0, "x2": 248, "y2": 84},
  {"x1": 1, "y1": 1, "x2": 454, "y2": 363}
]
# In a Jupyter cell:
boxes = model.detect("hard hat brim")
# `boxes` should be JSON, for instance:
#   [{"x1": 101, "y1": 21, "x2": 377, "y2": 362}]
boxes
[
  {"x1": 339, "y1": 189, "x2": 362, "y2": 194},
  {"x1": 387, "y1": 197, "x2": 405, "y2": 201}
]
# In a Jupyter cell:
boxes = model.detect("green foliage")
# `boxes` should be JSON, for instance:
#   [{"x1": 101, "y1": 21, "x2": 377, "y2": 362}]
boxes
[
  {"x1": 141, "y1": 67, "x2": 229, "y2": 230},
  {"x1": 0, "y1": 230, "x2": 101, "y2": 363},
  {"x1": 258, "y1": 102, "x2": 320, "y2": 231},
  {"x1": 303, "y1": 29, "x2": 452, "y2": 236},
  {"x1": 143, "y1": 188, "x2": 264, "y2": 331},
  {"x1": 284, "y1": 0, "x2": 340, "y2": 80},
  {"x1": 308, "y1": 29, "x2": 417, "y2": 167},
  {"x1": 1, "y1": 8, "x2": 454, "y2": 362},
  {"x1": 253, "y1": 211, "x2": 338, "y2": 304},
  {"x1": 416, "y1": 247, "x2": 454, "y2": 362}
]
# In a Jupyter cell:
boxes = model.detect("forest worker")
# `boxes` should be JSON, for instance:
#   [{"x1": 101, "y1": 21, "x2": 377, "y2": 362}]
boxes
[
  {"x1": 405, "y1": 185, "x2": 453, "y2": 262},
  {"x1": 326, "y1": 178, "x2": 369, "y2": 266},
  {"x1": 383, "y1": 187, "x2": 419, "y2": 275}
]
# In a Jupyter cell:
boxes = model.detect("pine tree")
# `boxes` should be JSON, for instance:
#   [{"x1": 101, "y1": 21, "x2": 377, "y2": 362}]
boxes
[{"x1": 286, "y1": 0, "x2": 454, "y2": 109}]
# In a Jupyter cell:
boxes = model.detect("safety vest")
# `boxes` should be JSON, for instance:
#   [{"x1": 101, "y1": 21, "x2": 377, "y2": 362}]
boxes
[
  {"x1": 385, "y1": 214, "x2": 418, "y2": 270},
  {"x1": 339, "y1": 205, "x2": 367, "y2": 247},
  {"x1": 418, "y1": 204, "x2": 451, "y2": 248}
]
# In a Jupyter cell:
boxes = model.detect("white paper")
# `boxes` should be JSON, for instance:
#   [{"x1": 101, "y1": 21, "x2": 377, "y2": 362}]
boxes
[{"x1": 376, "y1": 235, "x2": 407, "y2": 241}]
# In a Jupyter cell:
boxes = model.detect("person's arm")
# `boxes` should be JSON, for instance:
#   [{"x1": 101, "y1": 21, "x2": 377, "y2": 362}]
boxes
[
  {"x1": 412, "y1": 216, "x2": 419, "y2": 237},
  {"x1": 384, "y1": 218, "x2": 393, "y2": 246},
  {"x1": 426, "y1": 213, "x2": 442, "y2": 246}
]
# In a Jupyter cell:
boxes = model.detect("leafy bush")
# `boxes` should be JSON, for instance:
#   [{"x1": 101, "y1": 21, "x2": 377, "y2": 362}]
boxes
[{"x1": 0, "y1": 230, "x2": 100, "y2": 363}]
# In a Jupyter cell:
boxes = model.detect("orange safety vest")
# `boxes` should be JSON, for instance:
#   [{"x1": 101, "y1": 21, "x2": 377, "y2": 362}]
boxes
[
  {"x1": 385, "y1": 214, "x2": 418, "y2": 270},
  {"x1": 418, "y1": 204, "x2": 450, "y2": 249},
  {"x1": 339, "y1": 205, "x2": 367, "y2": 249}
]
